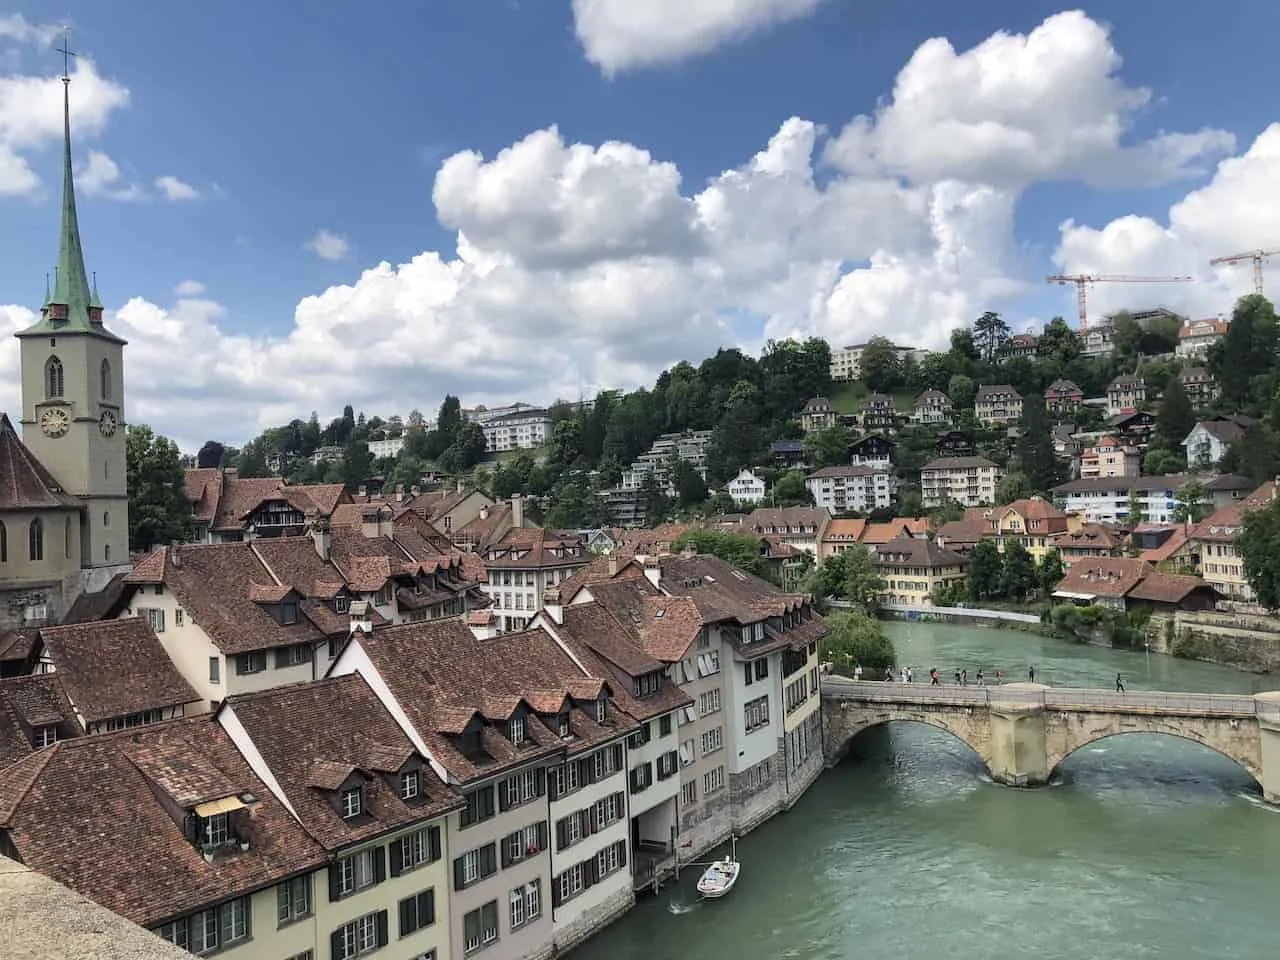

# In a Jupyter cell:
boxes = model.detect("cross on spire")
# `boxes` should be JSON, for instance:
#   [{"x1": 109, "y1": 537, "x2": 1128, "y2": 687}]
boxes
[{"x1": 55, "y1": 28, "x2": 74, "y2": 83}]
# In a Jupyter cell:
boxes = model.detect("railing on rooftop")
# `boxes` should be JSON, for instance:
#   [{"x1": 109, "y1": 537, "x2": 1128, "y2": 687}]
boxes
[{"x1": 820, "y1": 677, "x2": 1261, "y2": 717}]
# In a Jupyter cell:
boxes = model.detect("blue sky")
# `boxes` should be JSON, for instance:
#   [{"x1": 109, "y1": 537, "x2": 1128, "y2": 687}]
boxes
[{"x1": 2, "y1": 1, "x2": 1279, "y2": 448}]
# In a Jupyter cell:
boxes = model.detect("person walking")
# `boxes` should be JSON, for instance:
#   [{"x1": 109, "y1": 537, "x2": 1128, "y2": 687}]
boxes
[
  {"x1": 1028, "y1": 665, "x2": 1036, "y2": 682},
  {"x1": 906, "y1": 666, "x2": 914, "y2": 684},
  {"x1": 976, "y1": 669, "x2": 984, "y2": 686},
  {"x1": 930, "y1": 668, "x2": 939, "y2": 686},
  {"x1": 960, "y1": 668, "x2": 968, "y2": 686},
  {"x1": 854, "y1": 663, "x2": 863, "y2": 682},
  {"x1": 1116, "y1": 673, "x2": 1125, "y2": 693},
  {"x1": 954, "y1": 668, "x2": 962, "y2": 685}
]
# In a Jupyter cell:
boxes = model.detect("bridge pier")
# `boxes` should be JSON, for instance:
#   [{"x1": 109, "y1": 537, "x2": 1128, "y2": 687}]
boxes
[
  {"x1": 988, "y1": 684, "x2": 1051, "y2": 787},
  {"x1": 1255, "y1": 692, "x2": 1280, "y2": 804}
]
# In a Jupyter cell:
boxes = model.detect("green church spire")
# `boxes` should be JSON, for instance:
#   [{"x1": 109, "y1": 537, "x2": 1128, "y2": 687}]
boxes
[{"x1": 47, "y1": 32, "x2": 93, "y2": 330}]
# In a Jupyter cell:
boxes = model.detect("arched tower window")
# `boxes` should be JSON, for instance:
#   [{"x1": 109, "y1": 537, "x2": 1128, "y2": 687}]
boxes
[
  {"x1": 0, "y1": 520, "x2": 6, "y2": 563},
  {"x1": 45, "y1": 356, "x2": 64, "y2": 398},
  {"x1": 100, "y1": 359, "x2": 112, "y2": 401},
  {"x1": 28, "y1": 518, "x2": 43, "y2": 562},
  {"x1": 105, "y1": 544, "x2": 111, "y2": 562},
  {"x1": 64, "y1": 517, "x2": 72, "y2": 560},
  {"x1": 104, "y1": 511, "x2": 110, "y2": 528}
]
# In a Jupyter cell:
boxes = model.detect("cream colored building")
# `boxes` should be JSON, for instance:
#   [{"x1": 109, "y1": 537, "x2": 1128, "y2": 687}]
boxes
[
  {"x1": 920, "y1": 457, "x2": 1002, "y2": 508},
  {"x1": 1, "y1": 73, "x2": 131, "y2": 629},
  {"x1": 973, "y1": 385, "x2": 1022, "y2": 426},
  {"x1": 874, "y1": 537, "x2": 969, "y2": 607},
  {"x1": 1189, "y1": 507, "x2": 1253, "y2": 602}
]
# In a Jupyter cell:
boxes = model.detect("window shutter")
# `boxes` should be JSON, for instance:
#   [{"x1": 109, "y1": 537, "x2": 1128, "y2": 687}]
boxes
[
  {"x1": 330, "y1": 929, "x2": 344, "y2": 960},
  {"x1": 453, "y1": 857, "x2": 466, "y2": 891},
  {"x1": 612, "y1": 743, "x2": 623, "y2": 769},
  {"x1": 552, "y1": 879, "x2": 563, "y2": 909},
  {"x1": 483, "y1": 787, "x2": 495, "y2": 818},
  {"x1": 481, "y1": 843, "x2": 497, "y2": 875},
  {"x1": 429, "y1": 825, "x2": 441, "y2": 861},
  {"x1": 372, "y1": 845, "x2": 387, "y2": 884},
  {"x1": 498, "y1": 779, "x2": 510, "y2": 812},
  {"x1": 580, "y1": 757, "x2": 594, "y2": 784},
  {"x1": 556, "y1": 818, "x2": 567, "y2": 850},
  {"x1": 327, "y1": 863, "x2": 342, "y2": 902},
  {"x1": 744, "y1": 663, "x2": 752, "y2": 685},
  {"x1": 586, "y1": 857, "x2": 598, "y2": 887},
  {"x1": 618, "y1": 840, "x2": 627, "y2": 868},
  {"x1": 274, "y1": 648, "x2": 289, "y2": 669},
  {"x1": 399, "y1": 899, "x2": 412, "y2": 938},
  {"x1": 614, "y1": 790, "x2": 625, "y2": 813},
  {"x1": 629, "y1": 768, "x2": 639, "y2": 792},
  {"x1": 501, "y1": 835, "x2": 513, "y2": 869},
  {"x1": 536, "y1": 820, "x2": 548, "y2": 852},
  {"x1": 423, "y1": 889, "x2": 435, "y2": 925},
  {"x1": 389, "y1": 839, "x2": 404, "y2": 878},
  {"x1": 375, "y1": 909, "x2": 389, "y2": 948},
  {"x1": 534, "y1": 767, "x2": 546, "y2": 796},
  {"x1": 548, "y1": 768, "x2": 560, "y2": 801},
  {"x1": 586, "y1": 808, "x2": 597, "y2": 835}
]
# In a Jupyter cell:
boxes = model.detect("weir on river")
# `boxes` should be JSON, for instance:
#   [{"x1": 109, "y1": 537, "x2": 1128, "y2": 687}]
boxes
[{"x1": 568, "y1": 620, "x2": 1280, "y2": 960}]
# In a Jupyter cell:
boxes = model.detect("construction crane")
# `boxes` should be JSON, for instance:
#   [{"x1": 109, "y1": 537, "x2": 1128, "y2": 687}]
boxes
[
  {"x1": 1208, "y1": 249, "x2": 1280, "y2": 296},
  {"x1": 1045, "y1": 274, "x2": 1194, "y2": 332}
]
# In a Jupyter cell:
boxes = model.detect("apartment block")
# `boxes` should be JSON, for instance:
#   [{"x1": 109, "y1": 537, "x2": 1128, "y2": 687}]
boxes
[
  {"x1": 804, "y1": 466, "x2": 894, "y2": 514},
  {"x1": 480, "y1": 527, "x2": 591, "y2": 632},
  {"x1": 920, "y1": 457, "x2": 1002, "y2": 508},
  {"x1": 973, "y1": 385, "x2": 1022, "y2": 426}
]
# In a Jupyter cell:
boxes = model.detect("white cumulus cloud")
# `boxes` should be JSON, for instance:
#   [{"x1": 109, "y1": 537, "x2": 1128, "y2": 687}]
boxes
[
  {"x1": 154, "y1": 175, "x2": 199, "y2": 201},
  {"x1": 76, "y1": 149, "x2": 144, "y2": 200},
  {"x1": 173, "y1": 280, "x2": 206, "y2": 297},
  {"x1": 0, "y1": 11, "x2": 1264, "y2": 451},
  {"x1": 305, "y1": 229, "x2": 351, "y2": 261},
  {"x1": 572, "y1": 0, "x2": 825, "y2": 74}
]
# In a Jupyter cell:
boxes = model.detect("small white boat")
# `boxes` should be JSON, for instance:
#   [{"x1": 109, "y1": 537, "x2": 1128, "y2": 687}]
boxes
[{"x1": 696, "y1": 836, "x2": 740, "y2": 899}]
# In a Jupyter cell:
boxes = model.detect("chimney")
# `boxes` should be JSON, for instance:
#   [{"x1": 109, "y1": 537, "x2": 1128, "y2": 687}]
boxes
[
  {"x1": 357, "y1": 485, "x2": 367, "y2": 498},
  {"x1": 169, "y1": 546, "x2": 183, "y2": 570},
  {"x1": 542, "y1": 587, "x2": 563, "y2": 625},
  {"x1": 410, "y1": 484, "x2": 421, "y2": 497},
  {"x1": 479, "y1": 505, "x2": 490, "y2": 521},
  {"x1": 360, "y1": 509, "x2": 382, "y2": 541},
  {"x1": 467, "y1": 613, "x2": 500, "y2": 641},
  {"x1": 607, "y1": 553, "x2": 619, "y2": 577},
  {"x1": 310, "y1": 517, "x2": 332, "y2": 561},
  {"x1": 394, "y1": 484, "x2": 405, "y2": 502},
  {"x1": 457, "y1": 478, "x2": 465, "y2": 493},
  {"x1": 643, "y1": 556, "x2": 661, "y2": 590},
  {"x1": 348, "y1": 600, "x2": 373, "y2": 635},
  {"x1": 511, "y1": 494, "x2": 524, "y2": 529}
]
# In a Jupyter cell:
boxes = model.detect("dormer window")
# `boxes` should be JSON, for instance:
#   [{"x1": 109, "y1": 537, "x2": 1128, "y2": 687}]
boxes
[
  {"x1": 400, "y1": 770, "x2": 420, "y2": 801},
  {"x1": 341, "y1": 787, "x2": 363, "y2": 819},
  {"x1": 202, "y1": 812, "x2": 230, "y2": 847},
  {"x1": 280, "y1": 601, "x2": 299, "y2": 625},
  {"x1": 34, "y1": 724, "x2": 57, "y2": 749},
  {"x1": 595, "y1": 697, "x2": 607, "y2": 723},
  {"x1": 375, "y1": 584, "x2": 392, "y2": 606},
  {"x1": 509, "y1": 715, "x2": 525, "y2": 745},
  {"x1": 557, "y1": 713, "x2": 571, "y2": 738},
  {"x1": 335, "y1": 595, "x2": 349, "y2": 614}
]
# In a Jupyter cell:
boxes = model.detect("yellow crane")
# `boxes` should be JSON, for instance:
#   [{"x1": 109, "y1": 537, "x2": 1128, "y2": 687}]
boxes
[{"x1": 1208, "y1": 249, "x2": 1280, "y2": 296}]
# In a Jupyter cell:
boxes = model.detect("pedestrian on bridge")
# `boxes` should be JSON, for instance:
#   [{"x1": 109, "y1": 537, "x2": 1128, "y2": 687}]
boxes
[
  {"x1": 1028, "y1": 665, "x2": 1036, "y2": 682},
  {"x1": 976, "y1": 669, "x2": 984, "y2": 686},
  {"x1": 853, "y1": 663, "x2": 863, "y2": 681},
  {"x1": 960, "y1": 668, "x2": 968, "y2": 686},
  {"x1": 930, "y1": 668, "x2": 939, "y2": 686},
  {"x1": 1116, "y1": 673, "x2": 1125, "y2": 693}
]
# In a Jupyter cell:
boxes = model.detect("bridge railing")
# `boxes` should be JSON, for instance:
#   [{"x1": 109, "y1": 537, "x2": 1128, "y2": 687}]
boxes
[{"x1": 821, "y1": 678, "x2": 1260, "y2": 717}]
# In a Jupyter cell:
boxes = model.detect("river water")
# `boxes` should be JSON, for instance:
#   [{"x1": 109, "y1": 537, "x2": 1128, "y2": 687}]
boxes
[{"x1": 569, "y1": 621, "x2": 1280, "y2": 960}]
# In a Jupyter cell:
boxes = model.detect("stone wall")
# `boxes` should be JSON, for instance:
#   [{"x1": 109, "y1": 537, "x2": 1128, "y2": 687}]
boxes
[
  {"x1": 1165, "y1": 611, "x2": 1280, "y2": 673},
  {"x1": 553, "y1": 886, "x2": 634, "y2": 955}
]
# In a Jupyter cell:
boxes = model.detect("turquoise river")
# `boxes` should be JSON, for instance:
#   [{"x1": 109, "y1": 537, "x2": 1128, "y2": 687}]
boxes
[{"x1": 568, "y1": 620, "x2": 1280, "y2": 960}]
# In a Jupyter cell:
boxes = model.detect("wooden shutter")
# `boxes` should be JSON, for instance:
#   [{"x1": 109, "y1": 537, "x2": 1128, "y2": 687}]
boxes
[
  {"x1": 586, "y1": 856, "x2": 598, "y2": 887},
  {"x1": 481, "y1": 843, "x2": 497, "y2": 876},
  {"x1": 398, "y1": 898, "x2": 412, "y2": 938},
  {"x1": 555, "y1": 818, "x2": 567, "y2": 850},
  {"x1": 534, "y1": 767, "x2": 547, "y2": 796},
  {"x1": 551, "y1": 877, "x2": 563, "y2": 909},
  {"x1": 453, "y1": 857, "x2": 466, "y2": 891},
  {"x1": 372, "y1": 845, "x2": 387, "y2": 884},
  {"x1": 586, "y1": 808, "x2": 597, "y2": 835},
  {"x1": 422, "y1": 889, "x2": 435, "y2": 926},
  {"x1": 375, "y1": 909, "x2": 389, "y2": 948},
  {"x1": 330, "y1": 929, "x2": 344, "y2": 960},
  {"x1": 547, "y1": 767, "x2": 561, "y2": 801},
  {"x1": 614, "y1": 790, "x2": 625, "y2": 815},
  {"x1": 580, "y1": 757, "x2": 595, "y2": 785},
  {"x1": 629, "y1": 767, "x2": 639, "y2": 792},
  {"x1": 388, "y1": 839, "x2": 404, "y2": 878},
  {"x1": 611, "y1": 743, "x2": 623, "y2": 769},
  {"x1": 500, "y1": 833, "x2": 514, "y2": 869},
  {"x1": 327, "y1": 862, "x2": 342, "y2": 902},
  {"x1": 536, "y1": 820, "x2": 548, "y2": 852},
  {"x1": 498, "y1": 778, "x2": 510, "y2": 812},
  {"x1": 618, "y1": 839, "x2": 627, "y2": 868},
  {"x1": 428, "y1": 825, "x2": 441, "y2": 861}
]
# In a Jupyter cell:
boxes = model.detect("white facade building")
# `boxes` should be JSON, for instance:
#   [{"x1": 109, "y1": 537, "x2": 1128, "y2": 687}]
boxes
[
  {"x1": 920, "y1": 457, "x2": 1003, "y2": 508},
  {"x1": 367, "y1": 436, "x2": 404, "y2": 459},
  {"x1": 725, "y1": 469, "x2": 766, "y2": 506},
  {"x1": 804, "y1": 466, "x2": 893, "y2": 514},
  {"x1": 483, "y1": 409, "x2": 553, "y2": 453}
]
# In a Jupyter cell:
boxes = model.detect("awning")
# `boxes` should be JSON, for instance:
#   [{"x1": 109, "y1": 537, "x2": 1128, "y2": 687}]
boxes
[{"x1": 194, "y1": 795, "x2": 246, "y2": 817}]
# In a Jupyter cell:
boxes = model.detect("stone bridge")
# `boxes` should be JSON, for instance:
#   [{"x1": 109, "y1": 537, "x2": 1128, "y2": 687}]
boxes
[{"x1": 821, "y1": 678, "x2": 1280, "y2": 802}]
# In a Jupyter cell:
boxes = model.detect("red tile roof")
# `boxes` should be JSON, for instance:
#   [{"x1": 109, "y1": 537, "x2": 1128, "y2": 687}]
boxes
[
  {"x1": 0, "y1": 413, "x2": 82, "y2": 510},
  {"x1": 1054, "y1": 557, "x2": 1151, "y2": 598},
  {"x1": 1128, "y1": 573, "x2": 1217, "y2": 604},
  {"x1": 223, "y1": 674, "x2": 462, "y2": 852},
  {"x1": 36, "y1": 618, "x2": 200, "y2": 724},
  {"x1": 0, "y1": 717, "x2": 327, "y2": 927},
  {"x1": 0, "y1": 676, "x2": 78, "y2": 767}
]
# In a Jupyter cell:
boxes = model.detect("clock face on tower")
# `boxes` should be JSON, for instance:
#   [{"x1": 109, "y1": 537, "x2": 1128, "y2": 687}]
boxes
[
  {"x1": 39, "y1": 408, "x2": 70, "y2": 438},
  {"x1": 99, "y1": 411, "x2": 118, "y2": 438}
]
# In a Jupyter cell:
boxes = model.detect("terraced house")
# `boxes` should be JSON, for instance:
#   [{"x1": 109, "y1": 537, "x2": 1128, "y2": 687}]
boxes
[
  {"x1": 219, "y1": 675, "x2": 459, "y2": 960},
  {"x1": 331, "y1": 616, "x2": 652, "y2": 957},
  {"x1": 563, "y1": 555, "x2": 826, "y2": 859},
  {"x1": 0, "y1": 716, "x2": 329, "y2": 960}
]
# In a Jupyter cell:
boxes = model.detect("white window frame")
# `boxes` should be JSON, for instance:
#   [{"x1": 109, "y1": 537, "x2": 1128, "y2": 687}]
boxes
[
  {"x1": 462, "y1": 849, "x2": 481, "y2": 885},
  {"x1": 341, "y1": 787, "x2": 363, "y2": 819},
  {"x1": 202, "y1": 812, "x2": 229, "y2": 847},
  {"x1": 401, "y1": 770, "x2": 420, "y2": 800},
  {"x1": 510, "y1": 714, "x2": 525, "y2": 744},
  {"x1": 338, "y1": 849, "x2": 375, "y2": 896},
  {"x1": 559, "y1": 864, "x2": 584, "y2": 902}
]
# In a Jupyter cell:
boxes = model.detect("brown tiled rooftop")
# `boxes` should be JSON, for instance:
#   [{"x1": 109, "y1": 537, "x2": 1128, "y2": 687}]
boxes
[
  {"x1": 224, "y1": 674, "x2": 462, "y2": 851},
  {"x1": 1128, "y1": 572, "x2": 1217, "y2": 604},
  {"x1": 36, "y1": 618, "x2": 200, "y2": 724},
  {"x1": 0, "y1": 717, "x2": 327, "y2": 928},
  {"x1": 1054, "y1": 557, "x2": 1150, "y2": 598},
  {"x1": 0, "y1": 676, "x2": 78, "y2": 767}
]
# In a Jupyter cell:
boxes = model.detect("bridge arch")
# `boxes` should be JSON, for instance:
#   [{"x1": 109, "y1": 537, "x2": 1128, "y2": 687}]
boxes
[
  {"x1": 1047, "y1": 721, "x2": 1262, "y2": 788},
  {"x1": 823, "y1": 703, "x2": 996, "y2": 773}
]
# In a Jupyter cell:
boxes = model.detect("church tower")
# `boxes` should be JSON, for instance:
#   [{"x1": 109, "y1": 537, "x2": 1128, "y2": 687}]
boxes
[{"x1": 15, "y1": 39, "x2": 129, "y2": 574}]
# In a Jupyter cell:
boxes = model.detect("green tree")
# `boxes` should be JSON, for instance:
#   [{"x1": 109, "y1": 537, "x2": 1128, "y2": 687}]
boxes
[
  {"x1": 127, "y1": 425, "x2": 195, "y2": 552},
  {"x1": 1220, "y1": 423, "x2": 1280, "y2": 485},
  {"x1": 341, "y1": 439, "x2": 375, "y2": 490},
  {"x1": 1126, "y1": 489, "x2": 1146, "y2": 527},
  {"x1": 974, "y1": 311, "x2": 1010, "y2": 362},
  {"x1": 805, "y1": 551, "x2": 851, "y2": 602},
  {"x1": 1015, "y1": 397, "x2": 1058, "y2": 493},
  {"x1": 234, "y1": 439, "x2": 270, "y2": 478},
  {"x1": 948, "y1": 373, "x2": 976, "y2": 410},
  {"x1": 859, "y1": 337, "x2": 903, "y2": 393},
  {"x1": 1174, "y1": 479, "x2": 1210, "y2": 525},
  {"x1": 1036, "y1": 317, "x2": 1082, "y2": 367},
  {"x1": 1208, "y1": 294, "x2": 1279, "y2": 407},
  {"x1": 840, "y1": 546, "x2": 885, "y2": 612},
  {"x1": 672, "y1": 460, "x2": 708, "y2": 506},
  {"x1": 671, "y1": 530, "x2": 768, "y2": 577},
  {"x1": 803, "y1": 425, "x2": 854, "y2": 468},
  {"x1": 967, "y1": 539, "x2": 1002, "y2": 602},
  {"x1": 436, "y1": 395, "x2": 463, "y2": 445},
  {"x1": 1238, "y1": 499, "x2": 1280, "y2": 608},
  {"x1": 999, "y1": 541, "x2": 1037, "y2": 601},
  {"x1": 1156, "y1": 377, "x2": 1196, "y2": 448},
  {"x1": 996, "y1": 471, "x2": 1033, "y2": 504},
  {"x1": 821, "y1": 610, "x2": 896, "y2": 675},
  {"x1": 1037, "y1": 548, "x2": 1065, "y2": 593},
  {"x1": 770, "y1": 470, "x2": 814, "y2": 507}
]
